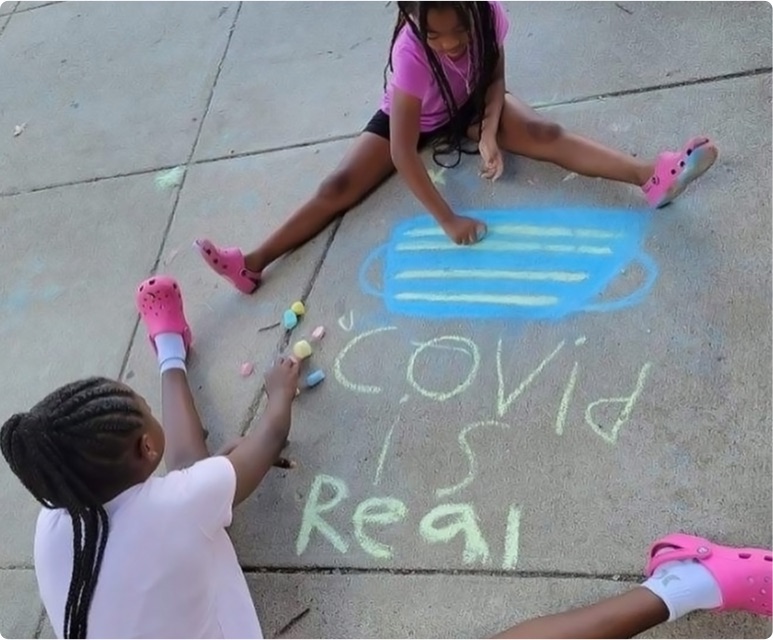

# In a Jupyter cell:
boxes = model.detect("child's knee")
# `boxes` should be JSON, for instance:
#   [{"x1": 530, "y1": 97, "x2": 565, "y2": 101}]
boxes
[
  {"x1": 316, "y1": 170, "x2": 353, "y2": 203},
  {"x1": 525, "y1": 118, "x2": 564, "y2": 144}
]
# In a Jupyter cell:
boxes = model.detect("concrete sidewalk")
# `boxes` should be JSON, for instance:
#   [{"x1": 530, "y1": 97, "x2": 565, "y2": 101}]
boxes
[{"x1": 1, "y1": 2, "x2": 771, "y2": 638}]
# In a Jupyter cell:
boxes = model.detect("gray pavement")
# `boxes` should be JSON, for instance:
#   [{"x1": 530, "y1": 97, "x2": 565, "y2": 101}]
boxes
[{"x1": 1, "y1": 2, "x2": 771, "y2": 638}]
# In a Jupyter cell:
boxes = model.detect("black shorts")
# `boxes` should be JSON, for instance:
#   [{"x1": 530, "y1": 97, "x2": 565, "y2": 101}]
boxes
[{"x1": 364, "y1": 100, "x2": 479, "y2": 148}]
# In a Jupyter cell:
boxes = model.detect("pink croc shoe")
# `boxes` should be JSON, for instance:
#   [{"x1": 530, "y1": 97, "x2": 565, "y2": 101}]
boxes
[
  {"x1": 135, "y1": 276, "x2": 192, "y2": 354},
  {"x1": 194, "y1": 239, "x2": 261, "y2": 295},
  {"x1": 642, "y1": 136, "x2": 718, "y2": 208},
  {"x1": 646, "y1": 533, "x2": 773, "y2": 617}
]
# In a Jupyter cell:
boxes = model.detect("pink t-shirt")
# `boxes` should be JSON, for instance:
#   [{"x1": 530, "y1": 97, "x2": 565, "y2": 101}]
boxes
[{"x1": 381, "y1": 1, "x2": 510, "y2": 132}]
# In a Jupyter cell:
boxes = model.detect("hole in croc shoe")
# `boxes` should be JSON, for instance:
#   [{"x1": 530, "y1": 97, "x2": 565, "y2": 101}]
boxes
[
  {"x1": 670, "y1": 169, "x2": 676, "y2": 175},
  {"x1": 206, "y1": 249, "x2": 211, "y2": 255},
  {"x1": 139, "y1": 285, "x2": 144, "y2": 292},
  {"x1": 213, "y1": 259, "x2": 219, "y2": 264},
  {"x1": 173, "y1": 283, "x2": 177, "y2": 289},
  {"x1": 765, "y1": 555, "x2": 772, "y2": 561},
  {"x1": 686, "y1": 148, "x2": 693, "y2": 156},
  {"x1": 679, "y1": 161, "x2": 685, "y2": 167},
  {"x1": 739, "y1": 553, "x2": 751, "y2": 559},
  {"x1": 149, "y1": 279, "x2": 155, "y2": 286}
]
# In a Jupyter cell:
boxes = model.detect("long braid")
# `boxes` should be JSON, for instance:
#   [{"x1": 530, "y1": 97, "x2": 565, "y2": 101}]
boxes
[
  {"x1": 385, "y1": 2, "x2": 501, "y2": 167},
  {"x1": 1, "y1": 378, "x2": 144, "y2": 639}
]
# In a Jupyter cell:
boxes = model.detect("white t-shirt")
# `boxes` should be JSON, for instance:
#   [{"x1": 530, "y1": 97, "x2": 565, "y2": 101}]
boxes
[{"x1": 34, "y1": 456, "x2": 262, "y2": 639}]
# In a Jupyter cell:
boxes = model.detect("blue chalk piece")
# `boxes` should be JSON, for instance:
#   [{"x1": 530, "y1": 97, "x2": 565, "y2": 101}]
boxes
[
  {"x1": 305, "y1": 369, "x2": 325, "y2": 388},
  {"x1": 282, "y1": 309, "x2": 298, "y2": 330}
]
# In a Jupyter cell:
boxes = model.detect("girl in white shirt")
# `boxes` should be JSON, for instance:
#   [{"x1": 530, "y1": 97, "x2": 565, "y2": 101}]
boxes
[{"x1": 1, "y1": 275, "x2": 298, "y2": 639}]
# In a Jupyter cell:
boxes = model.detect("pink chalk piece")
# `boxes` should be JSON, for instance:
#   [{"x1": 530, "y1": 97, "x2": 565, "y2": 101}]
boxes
[
  {"x1": 240, "y1": 362, "x2": 254, "y2": 377},
  {"x1": 311, "y1": 325, "x2": 326, "y2": 341}
]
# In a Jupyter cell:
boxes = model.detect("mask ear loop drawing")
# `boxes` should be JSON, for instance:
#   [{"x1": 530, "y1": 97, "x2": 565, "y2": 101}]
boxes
[
  {"x1": 582, "y1": 251, "x2": 659, "y2": 314},
  {"x1": 358, "y1": 244, "x2": 388, "y2": 299}
]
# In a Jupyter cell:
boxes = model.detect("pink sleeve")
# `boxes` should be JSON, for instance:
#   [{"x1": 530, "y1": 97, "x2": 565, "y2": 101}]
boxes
[
  {"x1": 159, "y1": 456, "x2": 237, "y2": 538},
  {"x1": 490, "y1": 1, "x2": 510, "y2": 44},
  {"x1": 390, "y1": 36, "x2": 433, "y2": 100}
]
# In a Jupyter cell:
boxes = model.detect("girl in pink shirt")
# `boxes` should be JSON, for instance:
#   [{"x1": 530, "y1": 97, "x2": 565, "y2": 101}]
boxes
[{"x1": 195, "y1": 1, "x2": 717, "y2": 295}]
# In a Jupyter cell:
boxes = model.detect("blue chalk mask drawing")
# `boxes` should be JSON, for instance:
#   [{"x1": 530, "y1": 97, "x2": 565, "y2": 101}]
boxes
[{"x1": 358, "y1": 207, "x2": 658, "y2": 320}]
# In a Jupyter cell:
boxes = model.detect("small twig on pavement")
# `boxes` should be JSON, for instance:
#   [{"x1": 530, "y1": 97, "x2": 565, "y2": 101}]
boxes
[{"x1": 276, "y1": 607, "x2": 311, "y2": 637}]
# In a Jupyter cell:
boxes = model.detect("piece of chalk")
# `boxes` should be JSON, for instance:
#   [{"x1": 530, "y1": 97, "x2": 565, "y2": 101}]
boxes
[
  {"x1": 311, "y1": 325, "x2": 326, "y2": 341},
  {"x1": 305, "y1": 369, "x2": 325, "y2": 388},
  {"x1": 293, "y1": 339, "x2": 312, "y2": 360},
  {"x1": 290, "y1": 301, "x2": 306, "y2": 316},
  {"x1": 282, "y1": 309, "x2": 298, "y2": 330},
  {"x1": 295, "y1": 388, "x2": 300, "y2": 397},
  {"x1": 240, "y1": 362, "x2": 254, "y2": 377}
]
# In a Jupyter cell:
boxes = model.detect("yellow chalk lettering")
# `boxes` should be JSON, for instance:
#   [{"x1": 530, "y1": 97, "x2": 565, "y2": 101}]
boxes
[
  {"x1": 353, "y1": 497, "x2": 407, "y2": 559},
  {"x1": 296, "y1": 474, "x2": 349, "y2": 556},
  {"x1": 555, "y1": 361, "x2": 579, "y2": 436},
  {"x1": 374, "y1": 414, "x2": 401, "y2": 486},
  {"x1": 497, "y1": 339, "x2": 565, "y2": 418},
  {"x1": 502, "y1": 506, "x2": 522, "y2": 570},
  {"x1": 436, "y1": 421, "x2": 510, "y2": 499},
  {"x1": 407, "y1": 336, "x2": 480, "y2": 401},
  {"x1": 333, "y1": 326, "x2": 397, "y2": 394},
  {"x1": 419, "y1": 503, "x2": 490, "y2": 565},
  {"x1": 337, "y1": 310, "x2": 354, "y2": 331},
  {"x1": 585, "y1": 362, "x2": 652, "y2": 445}
]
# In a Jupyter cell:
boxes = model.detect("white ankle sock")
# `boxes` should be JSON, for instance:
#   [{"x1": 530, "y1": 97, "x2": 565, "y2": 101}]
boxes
[
  {"x1": 642, "y1": 559, "x2": 723, "y2": 621},
  {"x1": 155, "y1": 332, "x2": 187, "y2": 374}
]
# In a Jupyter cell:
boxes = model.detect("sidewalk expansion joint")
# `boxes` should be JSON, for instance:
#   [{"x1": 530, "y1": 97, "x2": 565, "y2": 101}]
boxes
[
  {"x1": 117, "y1": 1, "x2": 244, "y2": 381},
  {"x1": 241, "y1": 565, "x2": 643, "y2": 582},
  {"x1": 238, "y1": 216, "x2": 344, "y2": 436},
  {"x1": 2, "y1": 67, "x2": 767, "y2": 200},
  {"x1": 533, "y1": 66, "x2": 772, "y2": 109}
]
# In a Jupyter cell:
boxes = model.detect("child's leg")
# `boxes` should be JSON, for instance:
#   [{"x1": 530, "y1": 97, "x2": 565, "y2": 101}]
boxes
[
  {"x1": 494, "y1": 587, "x2": 667, "y2": 639},
  {"x1": 472, "y1": 94, "x2": 654, "y2": 185},
  {"x1": 160, "y1": 369, "x2": 209, "y2": 471},
  {"x1": 243, "y1": 133, "x2": 393, "y2": 272},
  {"x1": 196, "y1": 133, "x2": 393, "y2": 293},
  {"x1": 492, "y1": 533, "x2": 772, "y2": 639},
  {"x1": 472, "y1": 94, "x2": 717, "y2": 207},
  {"x1": 135, "y1": 276, "x2": 208, "y2": 471}
]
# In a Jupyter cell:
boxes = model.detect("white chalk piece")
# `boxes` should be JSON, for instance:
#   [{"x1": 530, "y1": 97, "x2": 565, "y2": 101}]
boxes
[
  {"x1": 311, "y1": 325, "x2": 326, "y2": 341},
  {"x1": 305, "y1": 369, "x2": 325, "y2": 388}
]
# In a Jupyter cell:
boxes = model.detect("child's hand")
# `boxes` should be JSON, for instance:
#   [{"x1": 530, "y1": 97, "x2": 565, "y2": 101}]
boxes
[
  {"x1": 442, "y1": 214, "x2": 487, "y2": 245},
  {"x1": 479, "y1": 136, "x2": 504, "y2": 181},
  {"x1": 264, "y1": 356, "x2": 300, "y2": 404}
]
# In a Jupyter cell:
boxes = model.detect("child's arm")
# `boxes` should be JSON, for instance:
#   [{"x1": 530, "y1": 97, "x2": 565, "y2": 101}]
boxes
[
  {"x1": 390, "y1": 89, "x2": 486, "y2": 245},
  {"x1": 481, "y1": 48, "x2": 506, "y2": 140},
  {"x1": 225, "y1": 356, "x2": 299, "y2": 506},
  {"x1": 479, "y1": 48, "x2": 506, "y2": 181}
]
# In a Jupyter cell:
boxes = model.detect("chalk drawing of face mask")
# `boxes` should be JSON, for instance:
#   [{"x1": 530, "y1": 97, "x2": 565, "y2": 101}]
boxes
[{"x1": 358, "y1": 207, "x2": 658, "y2": 320}]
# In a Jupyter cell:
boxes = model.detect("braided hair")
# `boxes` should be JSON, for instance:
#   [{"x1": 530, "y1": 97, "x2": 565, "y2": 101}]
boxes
[
  {"x1": 0, "y1": 377, "x2": 146, "y2": 639},
  {"x1": 385, "y1": 1, "x2": 500, "y2": 168}
]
